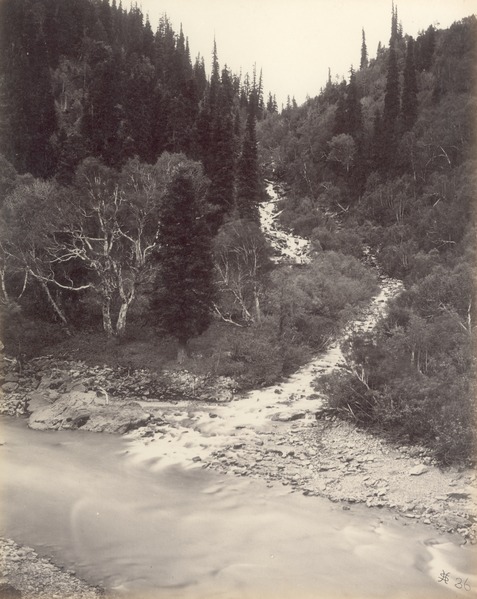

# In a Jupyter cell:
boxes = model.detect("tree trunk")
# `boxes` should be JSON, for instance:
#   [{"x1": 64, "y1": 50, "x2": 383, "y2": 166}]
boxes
[
  {"x1": 0, "y1": 267, "x2": 10, "y2": 304},
  {"x1": 177, "y1": 339, "x2": 189, "y2": 364},
  {"x1": 254, "y1": 289, "x2": 261, "y2": 324},
  {"x1": 115, "y1": 301, "x2": 130, "y2": 337},
  {"x1": 102, "y1": 296, "x2": 114, "y2": 337},
  {"x1": 39, "y1": 279, "x2": 68, "y2": 326}
]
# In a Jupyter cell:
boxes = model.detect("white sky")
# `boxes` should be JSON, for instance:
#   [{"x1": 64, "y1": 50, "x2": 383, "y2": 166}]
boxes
[{"x1": 138, "y1": 0, "x2": 476, "y2": 106}]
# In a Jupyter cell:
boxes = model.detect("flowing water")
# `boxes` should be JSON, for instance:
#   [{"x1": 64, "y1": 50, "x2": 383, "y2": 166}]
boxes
[
  {"x1": 1, "y1": 416, "x2": 475, "y2": 599},
  {"x1": 1, "y1": 184, "x2": 475, "y2": 598}
]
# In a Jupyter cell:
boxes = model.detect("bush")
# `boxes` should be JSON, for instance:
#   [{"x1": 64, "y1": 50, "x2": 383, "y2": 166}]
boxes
[{"x1": 318, "y1": 314, "x2": 475, "y2": 466}]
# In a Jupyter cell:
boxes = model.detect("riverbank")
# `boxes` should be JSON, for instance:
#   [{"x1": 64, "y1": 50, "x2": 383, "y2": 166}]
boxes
[{"x1": 0, "y1": 538, "x2": 103, "y2": 599}]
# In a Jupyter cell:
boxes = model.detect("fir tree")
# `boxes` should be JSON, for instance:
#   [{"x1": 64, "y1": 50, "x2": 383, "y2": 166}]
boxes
[
  {"x1": 0, "y1": 0, "x2": 57, "y2": 177},
  {"x1": 345, "y1": 69, "x2": 363, "y2": 138},
  {"x1": 382, "y1": 40, "x2": 400, "y2": 168},
  {"x1": 401, "y1": 36, "x2": 418, "y2": 131},
  {"x1": 207, "y1": 66, "x2": 237, "y2": 232},
  {"x1": 151, "y1": 169, "x2": 214, "y2": 362},
  {"x1": 236, "y1": 102, "x2": 261, "y2": 223},
  {"x1": 390, "y1": 1, "x2": 398, "y2": 44},
  {"x1": 360, "y1": 28, "x2": 368, "y2": 69}
]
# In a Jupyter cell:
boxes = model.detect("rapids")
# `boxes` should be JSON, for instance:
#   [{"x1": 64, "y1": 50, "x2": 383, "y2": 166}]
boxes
[
  {"x1": 1, "y1": 416, "x2": 475, "y2": 599},
  {"x1": 1, "y1": 181, "x2": 475, "y2": 599}
]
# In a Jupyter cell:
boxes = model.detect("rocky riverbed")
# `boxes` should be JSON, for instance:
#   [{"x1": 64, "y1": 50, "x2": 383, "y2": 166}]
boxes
[{"x1": 0, "y1": 538, "x2": 102, "y2": 599}]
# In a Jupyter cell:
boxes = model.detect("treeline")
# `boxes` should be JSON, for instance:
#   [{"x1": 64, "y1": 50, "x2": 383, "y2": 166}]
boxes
[
  {"x1": 0, "y1": 0, "x2": 277, "y2": 222},
  {"x1": 256, "y1": 11, "x2": 476, "y2": 464}
]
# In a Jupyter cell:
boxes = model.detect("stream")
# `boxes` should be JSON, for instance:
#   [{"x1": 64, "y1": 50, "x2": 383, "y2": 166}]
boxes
[
  {"x1": 1, "y1": 182, "x2": 475, "y2": 598},
  {"x1": 1, "y1": 416, "x2": 475, "y2": 599}
]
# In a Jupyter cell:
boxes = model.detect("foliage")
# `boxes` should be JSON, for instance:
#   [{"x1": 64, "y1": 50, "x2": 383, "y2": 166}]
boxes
[
  {"x1": 213, "y1": 219, "x2": 272, "y2": 325},
  {"x1": 255, "y1": 13, "x2": 476, "y2": 464},
  {"x1": 319, "y1": 256, "x2": 475, "y2": 465},
  {"x1": 150, "y1": 166, "x2": 215, "y2": 360}
]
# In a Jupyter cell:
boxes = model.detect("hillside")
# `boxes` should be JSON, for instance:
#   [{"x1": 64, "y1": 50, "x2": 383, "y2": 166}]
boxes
[{"x1": 256, "y1": 14, "x2": 476, "y2": 465}]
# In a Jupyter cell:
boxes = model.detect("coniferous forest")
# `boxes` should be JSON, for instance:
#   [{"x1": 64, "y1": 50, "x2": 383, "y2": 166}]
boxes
[{"x1": 0, "y1": 0, "x2": 475, "y2": 466}]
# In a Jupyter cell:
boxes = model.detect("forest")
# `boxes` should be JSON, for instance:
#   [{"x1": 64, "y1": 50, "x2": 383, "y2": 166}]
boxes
[{"x1": 0, "y1": 0, "x2": 475, "y2": 466}]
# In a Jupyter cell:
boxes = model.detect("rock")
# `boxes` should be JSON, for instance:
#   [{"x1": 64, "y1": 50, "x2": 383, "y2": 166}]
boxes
[
  {"x1": 409, "y1": 465, "x2": 428, "y2": 476},
  {"x1": 26, "y1": 392, "x2": 51, "y2": 413},
  {"x1": 446, "y1": 490, "x2": 471, "y2": 500},
  {"x1": 28, "y1": 391, "x2": 151, "y2": 434},
  {"x1": 2, "y1": 382, "x2": 19, "y2": 393},
  {"x1": 442, "y1": 514, "x2": 472, "y2": 530},
  {"x1": 4, "y1": 373, "x2": 19, "y2": 383},
  {"x1": 271, "y1": 411, "x2": 306, "y2": 422}
]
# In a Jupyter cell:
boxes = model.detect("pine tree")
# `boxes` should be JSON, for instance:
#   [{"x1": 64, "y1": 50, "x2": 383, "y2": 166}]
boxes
[
  {"x1": 0, "y1": 0, "x2": 57, "y2": 177},
  {"x1": 80, "y1": 41, "x2": 122, "y2": 166},
  {"x1": 345, "y1": 69, "x2": 362, "y2": 138},
  {"x1": 151, "y1": 169, "x2": 214, "y2": 362},
  {"x1": 415, "y1": 25, "x2": 435, "y2": 71},
  {"x1": 236, "y1": 102, "x2": 261, "y2": 223},
  {"x1": 401, "y1": 36, "x2": 418, "y2": 131},
  {"x1": 266, "y1": 92, "x2": 278, "y2": 113},
  {"x1": 207, "y1": 66, "x2": 237, "y2": 231},
  {"x1": 390, "y1": 1, "x2": 398, "y2": 44},
  {"x1": 360, "y1": 28, "x2": 368, "y2": 69},
  {"x1": 382, "y1": 39, "x2": 400, "y2": 169}
]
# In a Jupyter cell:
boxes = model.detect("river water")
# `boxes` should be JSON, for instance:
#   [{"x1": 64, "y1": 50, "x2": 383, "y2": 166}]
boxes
[{"x1": 1, "y1": 416, "x2": 475, "y2": 599}]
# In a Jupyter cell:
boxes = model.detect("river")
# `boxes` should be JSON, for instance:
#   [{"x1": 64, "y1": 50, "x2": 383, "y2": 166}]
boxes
[{"x1": 1, "y1": 415, "x2": 475, "y2": 599}]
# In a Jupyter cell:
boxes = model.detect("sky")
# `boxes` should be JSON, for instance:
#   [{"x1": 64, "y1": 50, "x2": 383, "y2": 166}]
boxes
[{"x1": 138, "y1": 0, "x2": 476, "y2": 107}]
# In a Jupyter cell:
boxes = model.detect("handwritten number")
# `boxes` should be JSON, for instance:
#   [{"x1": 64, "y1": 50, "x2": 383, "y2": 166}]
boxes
[{"x1": 455, "y1": 578, "x2": 471, "y2": 592}]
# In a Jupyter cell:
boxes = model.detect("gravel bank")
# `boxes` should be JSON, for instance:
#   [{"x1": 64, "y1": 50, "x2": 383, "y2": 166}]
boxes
[{"x1": 0, "y1": 538, "x2": 103, "y2": 599}]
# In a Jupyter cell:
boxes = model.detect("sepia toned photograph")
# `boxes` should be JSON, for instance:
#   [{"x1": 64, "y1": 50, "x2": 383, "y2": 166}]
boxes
[{"x1": 0, "y1": 1, "x2": 476, "y2": 598}]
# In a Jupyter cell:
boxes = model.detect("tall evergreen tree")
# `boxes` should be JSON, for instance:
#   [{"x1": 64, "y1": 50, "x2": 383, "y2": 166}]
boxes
[
  {"x1": 360, "y1": 28, "x2": 368, "y2": 69},
  {"x1": 345, "y1": 69, "x2": 363, "y2": 138},
  {"x1": 414, "y1": 25, "x2": 435, "y2": 71},
  {"x1": 236, "y1": 102, "x2": 261, "y2": 222},
  {"x1": 401, "y1": 36, "x2": 418, "y2": 131},
  {"x1": 390, "y1": 1, "x2": 398, "y2": 44},
  {"x1": 80, "y1": 41, "x2": 122, "y2": 166},
  {"x1": 207, "y1": 66, "x2": 237, "y2": 231},
  {"x1": 0, "y1": 0, "x2": 57, "y2": 177},
  {"x1": 151, "y1": 169, "x2": 214, "y2": 362},
  {"x1": 382, "y1": 39, "x2": 400, "y2": 169}
]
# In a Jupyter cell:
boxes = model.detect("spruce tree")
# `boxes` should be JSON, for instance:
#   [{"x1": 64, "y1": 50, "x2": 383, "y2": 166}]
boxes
[
  {"x1": 345, "y1": 70, "x2": 363, "y2": 139},
  {"x1": 151, "y1": 169, "x2": 214, "y2": 362},
  {"x1": 0, "y1": 0, "x2": 57, "y2": 177},
  {"x1": 401, "y1": 36, "x2": 418, "y2": 131},
  {"x1": 382, "y1": 38, "x2": 400, "y2": 169},
  {"x1": 236, "y1": 100, "x2": 261, "y2": 223},
  {"x1": 360, "y1": 29, "x2": 368, "y2": 69},
  {"x1": 207, "y1": 66, "x2": 237, "y2": 232}
]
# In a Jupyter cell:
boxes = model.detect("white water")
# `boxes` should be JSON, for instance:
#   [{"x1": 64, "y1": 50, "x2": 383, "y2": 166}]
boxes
[
  {"x1": 124, "y1": 276, "x2": 403, "y2": 470},
  {"x1": 2, "y1": 183, "x2": 475, "y2": 598},
  {"x1": 260, "y1": 181, "x2": 310, "y2": 263},
  {"x1": 1, "y1": 416, "x2": 475, "y2": 599}
]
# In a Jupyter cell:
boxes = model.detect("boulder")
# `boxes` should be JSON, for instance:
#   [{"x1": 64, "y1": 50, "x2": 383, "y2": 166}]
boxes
[
  {"x1": 26, "y1": 392, "x2": 51, "y2": 413},
  {"x1": 271, "y1": 411, "x2": 306, "y2": 422},
  {"x1": 2, "y1": 382, "x2": 19, "y2": 393},
  {"x1": 28, "y1": 390, "x2": 151, "y2": 434},
  {"x1": 409, "y1": 465, "x2": 428, "y2": 476}
]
